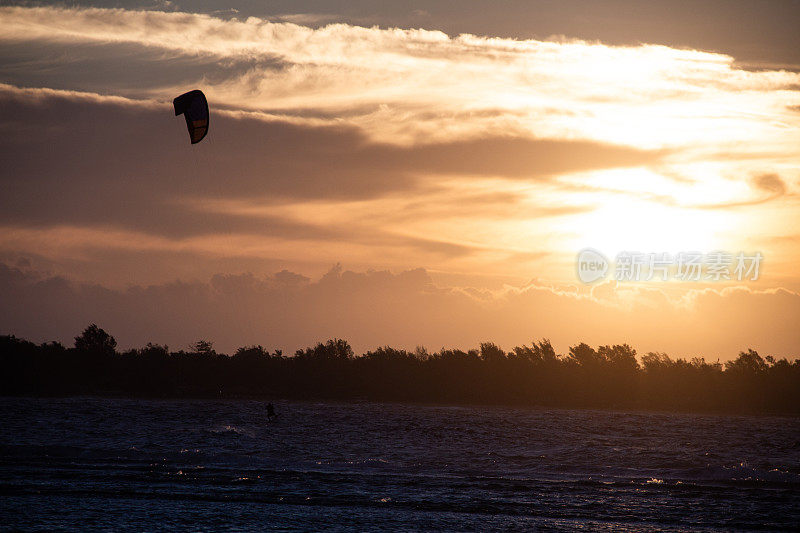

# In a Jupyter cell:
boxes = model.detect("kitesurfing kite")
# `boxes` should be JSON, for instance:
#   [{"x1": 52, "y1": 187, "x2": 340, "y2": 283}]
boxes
[{"x1": 173, "y1": 89, "x2": 209, "y2": 144}]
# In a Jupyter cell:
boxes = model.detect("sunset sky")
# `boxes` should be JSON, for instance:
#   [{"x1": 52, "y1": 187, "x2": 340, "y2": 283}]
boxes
[{"x1": 1, "y1": 1, "x2": 798, "y2": 358}]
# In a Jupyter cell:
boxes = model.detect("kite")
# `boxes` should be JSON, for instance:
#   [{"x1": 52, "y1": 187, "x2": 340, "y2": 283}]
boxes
[{"x1": 173, "y1": 89, "x2": 209, "y2": 144}]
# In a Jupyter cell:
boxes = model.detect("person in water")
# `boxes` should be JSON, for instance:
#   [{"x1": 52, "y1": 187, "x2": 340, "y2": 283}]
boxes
[{"x1": 266, "y1": 403, "x2": 277, "y2": 421}]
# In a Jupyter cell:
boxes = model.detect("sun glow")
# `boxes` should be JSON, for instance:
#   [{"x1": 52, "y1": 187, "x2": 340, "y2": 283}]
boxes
[
  {"x1": 557, "y1": 169, "x2": 741, "y2": 257},
  {"x1": 569, "y1": 198, "x2": 735, "y2": 257}
]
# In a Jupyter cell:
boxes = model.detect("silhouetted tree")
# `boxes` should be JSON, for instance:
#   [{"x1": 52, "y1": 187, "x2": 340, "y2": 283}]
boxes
[
  {"x1": 192, "y1": 339, "x2": 215, "y2": 355},
  {"x1": 599, "y1": 344, "x2": 639, "y2": 372},
  {"x1": 74, "y1": 324, "x2": 116, "y2": 357},
  {"x1": 235, "y1": 345, "x2": 270, "y2": 361},
  {"x1": 725, "y1": 348, "x2": 767, "y2": 374},
  {"x1": 566, "y1": 343, "x2": 601, "y2": 367},
  {"x1": 295, "y1": 338, "x2": 353, "y2": 360},
  {"x1": 480, "y1": 342, "x2": 507, "y2": 363},
  {"x1": 141, "y1": 343, "x2": 169, "y2": 359}
]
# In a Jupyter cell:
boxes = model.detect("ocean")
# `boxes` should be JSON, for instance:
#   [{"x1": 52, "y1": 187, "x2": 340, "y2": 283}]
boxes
[{"x1": 1, "y1": 398, "x2": 798, "y2": 531}]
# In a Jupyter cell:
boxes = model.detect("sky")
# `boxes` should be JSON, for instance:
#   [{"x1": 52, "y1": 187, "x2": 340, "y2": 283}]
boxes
[{"x1": 1, "y1": 1, "x2": 799, "y2": 358}]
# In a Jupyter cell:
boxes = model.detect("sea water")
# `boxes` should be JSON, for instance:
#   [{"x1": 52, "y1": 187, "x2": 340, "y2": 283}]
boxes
[{"x1": 1, "y1": 398, "x2": 798, "y2": 531}]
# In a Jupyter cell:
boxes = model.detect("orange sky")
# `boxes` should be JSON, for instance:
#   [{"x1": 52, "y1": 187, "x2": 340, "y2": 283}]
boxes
[{"x1": 0, "y1": 3, "x2": 798, "y2": 358}]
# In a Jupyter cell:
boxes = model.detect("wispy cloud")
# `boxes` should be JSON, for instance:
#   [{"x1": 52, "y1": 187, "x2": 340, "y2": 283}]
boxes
[
  {"x1": 2, "y1": 5, "x2": 798, "y2": 149},
  {"x1": 691, "y1": 173, "x2": 789, "y2": 210}
]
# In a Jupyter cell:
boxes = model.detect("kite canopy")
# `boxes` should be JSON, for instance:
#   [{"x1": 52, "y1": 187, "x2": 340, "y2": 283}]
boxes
[{"x1": 173, "y1": 89, "x2": 209, "y2": 144}]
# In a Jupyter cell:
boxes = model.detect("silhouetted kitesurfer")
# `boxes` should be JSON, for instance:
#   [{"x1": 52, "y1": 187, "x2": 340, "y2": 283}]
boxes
[{"x1": 266, "y1": 403, "x2": 277, "y2": 421}]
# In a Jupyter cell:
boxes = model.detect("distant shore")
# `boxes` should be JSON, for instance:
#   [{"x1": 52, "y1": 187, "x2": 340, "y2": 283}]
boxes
[{"x1": 2, "y1": 326, "x2": 798, "y2": 416}]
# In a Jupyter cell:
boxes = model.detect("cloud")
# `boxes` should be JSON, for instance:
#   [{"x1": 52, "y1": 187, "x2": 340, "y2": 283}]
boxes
[
  {"x1": 2, "y1": 6, "x2": 799, "y2": 149},
  {"x1": 689, "y1": 173, "x2": 789, "y2": 210},
  {"x1": 1, "y1": 5, "x2": 799, "y2": 295},
  {"x1": 0, "y1": 84, "x2": 656, "y2": 271},
  {"x1": 752, "y1": 173, "x2": 787, "y2": 196},
  {"x1": 0, "y1": 262, "x2": 797, "y2": 360},
  {"x1": 271, "y1": 13, "x2": 352, "y2": 26}
]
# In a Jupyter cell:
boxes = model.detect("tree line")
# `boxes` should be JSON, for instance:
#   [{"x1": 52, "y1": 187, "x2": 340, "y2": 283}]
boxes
[{"x1": 1, "y1": 324, "x2": 798, "y2": 414}]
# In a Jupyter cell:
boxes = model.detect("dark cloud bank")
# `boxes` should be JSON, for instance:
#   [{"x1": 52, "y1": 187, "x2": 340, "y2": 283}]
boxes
[{"x1": 1, "y1": 262, "x2": 798, "y2": 360}]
